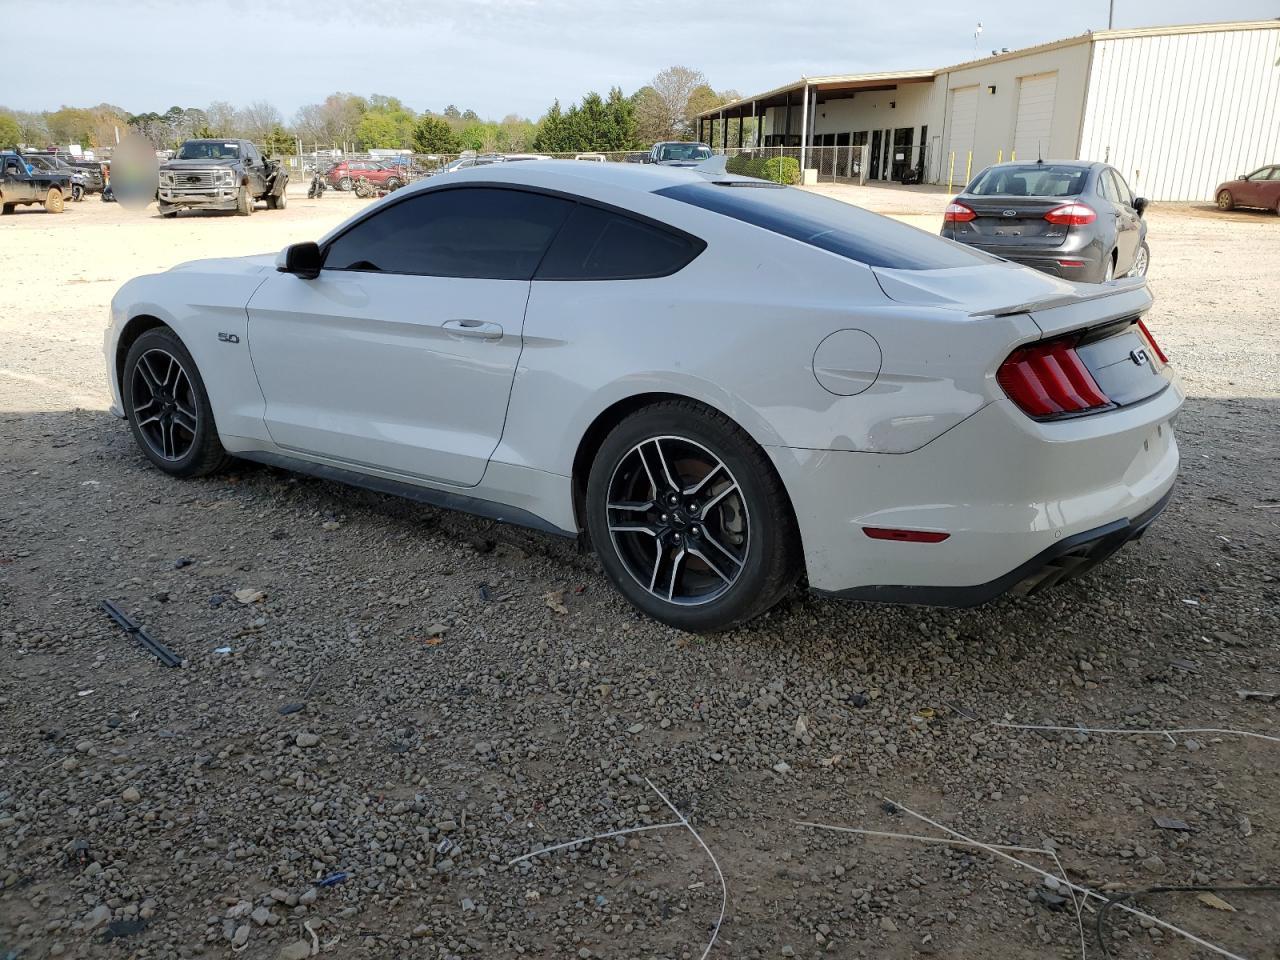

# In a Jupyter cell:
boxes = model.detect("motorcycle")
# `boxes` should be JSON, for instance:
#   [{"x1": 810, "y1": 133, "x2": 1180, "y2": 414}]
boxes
[{"x1": 306, "y1": 171, "x2": 326, "y2": 199}]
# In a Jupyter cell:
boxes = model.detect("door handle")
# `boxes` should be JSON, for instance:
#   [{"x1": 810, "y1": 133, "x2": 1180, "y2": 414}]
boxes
[{"x1": 441, "y1": 318, "x2": 504, "y2": 341}]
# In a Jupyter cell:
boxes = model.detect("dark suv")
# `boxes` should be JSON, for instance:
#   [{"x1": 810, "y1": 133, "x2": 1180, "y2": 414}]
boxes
[{"x1": 942, "y1": 161, "x2": 1149, "y2": 283}]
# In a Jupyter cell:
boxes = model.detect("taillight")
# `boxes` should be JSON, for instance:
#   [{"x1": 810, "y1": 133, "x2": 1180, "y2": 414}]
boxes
[
  {"x1": 998, "y1": 338, "x2": 1111, "y2": 418},
  {"x1": 944, "y1": 201, "x2": 976, "y2": 223},
  {"x1": 1136, "y1": 319, "x2": 1168, "y2": 366},
  {"x1": 1043, "y1": 202, "x2": 1096, "y2": 226}
]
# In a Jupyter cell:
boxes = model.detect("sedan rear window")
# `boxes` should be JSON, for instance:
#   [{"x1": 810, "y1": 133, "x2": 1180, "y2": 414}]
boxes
[
  {"x1": 967, "y1": 164, "x2": 1088, "y2": 198},
  {"x1": 656, "y1": 182, "x2": 990, "y2": 270}
]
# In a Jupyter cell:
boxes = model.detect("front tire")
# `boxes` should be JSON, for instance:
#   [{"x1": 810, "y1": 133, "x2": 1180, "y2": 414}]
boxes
[
  {"x1": 122, "y1": 328, "x2": 230, "y2": 478},
  {"x1": 1130, "y1": 241, "x2": 1150, "y2": 278},
  {"x1": 235, "y1": 186, "x2": 252, "y2": 216},
  {"x1": 1217, "y1": 189, "x2": 1234, "y2": 211},
  {"x1": 71, "y1": 184, "x2": 85, "y2": 202},
  {"x1": 585, "y1": 402, "x2": 802, "y2": 632}
]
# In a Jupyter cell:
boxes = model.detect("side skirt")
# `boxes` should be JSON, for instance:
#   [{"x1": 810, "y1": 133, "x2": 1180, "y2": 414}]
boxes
[{"x1": 234, "y1": 449, "x2": 577, "y2": 540}]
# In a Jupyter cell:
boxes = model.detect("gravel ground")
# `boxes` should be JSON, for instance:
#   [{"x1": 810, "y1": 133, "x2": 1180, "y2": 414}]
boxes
[{"x1": 2, "y1": 187, "x2": 1278, "y2": 960}]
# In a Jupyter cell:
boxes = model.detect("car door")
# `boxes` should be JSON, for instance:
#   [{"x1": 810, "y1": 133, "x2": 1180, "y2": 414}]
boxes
[
  {"x1": 245, "y1": 185, "x2": 574, "y2": 487},
  {"x1": 1, "y1": 157, "x2": 35, "y2": 202},
  {"x1": 242, "y1": 142, "x2": 266, "y2": 194},
  {"x1": 1261, "y1": 166, "x2": 1280, "y2": 209},
  {"x1": 1101, "y1": 169, "x2": 1139, "y2": 272}
]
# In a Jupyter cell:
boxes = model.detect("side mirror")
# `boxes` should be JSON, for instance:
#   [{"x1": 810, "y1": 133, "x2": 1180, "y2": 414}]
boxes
[
  {"x1": 1133, "y1": 197, "x2": 1148, "y2": 217},
  {"x1": 276, "y1": 241, "x2": 322, "y2": 279}
]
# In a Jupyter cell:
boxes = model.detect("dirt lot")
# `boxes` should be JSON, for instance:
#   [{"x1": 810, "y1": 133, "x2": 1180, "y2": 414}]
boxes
[{"x1": 1, "y1": 185, "x2": 1278, "y2": 960}]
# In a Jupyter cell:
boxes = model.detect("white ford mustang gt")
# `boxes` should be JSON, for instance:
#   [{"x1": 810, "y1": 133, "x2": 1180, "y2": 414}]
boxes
[{"x1": 105, "y1": 160, "x2": 1182, "y2": 631}]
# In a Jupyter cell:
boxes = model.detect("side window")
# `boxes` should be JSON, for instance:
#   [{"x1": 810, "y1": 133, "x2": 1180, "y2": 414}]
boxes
[
  {"x1": 1098, "y1": 170, "x2": 1119, "y2": 204},
  {"x1": 324, "y1": 187, "x2": 574, "y2": 280},
  {"x1": 1111, "y1": 170, "x2": 1135, "y2": 206},
  {"x1": 535, "y1": 204, "x2": 704, "y2": 280},
  {"x1": 1267, "y1": 167, "x2": 1280, "y2": 181}
]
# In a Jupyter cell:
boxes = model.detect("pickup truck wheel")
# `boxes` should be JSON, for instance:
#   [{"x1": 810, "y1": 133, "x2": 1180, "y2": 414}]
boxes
[
  {"x1": 71, "y1": 184, "x2": 85, "y2": 202},
  {"x1": 45, "y1": 188, "x2": 65, "y2": 213},
  {"x1": 235, "y1": 186, "x2": 252, "y2": 216},
  {"x1": 1, "y1": 203, "x2": 13, "y2": 215}
]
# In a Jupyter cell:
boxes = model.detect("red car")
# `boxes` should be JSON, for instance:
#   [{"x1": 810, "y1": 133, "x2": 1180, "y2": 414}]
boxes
[
  {"x1": 325, "y1": 160, "x2": 404, "y2": 191},
  {"x1": 1215, "y1": 164, "x2": 1280, "y2": 214}
]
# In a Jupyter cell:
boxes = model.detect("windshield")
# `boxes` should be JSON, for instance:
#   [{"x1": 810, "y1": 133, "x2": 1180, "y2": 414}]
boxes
[
  {"x1": 967, "y1": 164, "x2": 1088, "y2": 198},
  {"x1": 659, "y1": 143, "x2": 712, "y2": 161},
  {"x1": 176, "y1": 141, "x2": 241, "y2": 160}
]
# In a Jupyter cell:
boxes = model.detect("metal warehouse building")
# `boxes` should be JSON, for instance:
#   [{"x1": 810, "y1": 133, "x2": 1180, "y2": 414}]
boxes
[{"x1": 696, "y1": 19, "x2": 1280, "y2": 201}]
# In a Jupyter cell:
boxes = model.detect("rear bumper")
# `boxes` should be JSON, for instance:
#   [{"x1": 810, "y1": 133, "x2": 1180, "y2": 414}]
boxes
[
  {"x1": 816, "y1": 486, "x2": 1172, "y2": 606},
  {"x1": 769, "y1": 378, "x2": 1183, "y2": 605}
]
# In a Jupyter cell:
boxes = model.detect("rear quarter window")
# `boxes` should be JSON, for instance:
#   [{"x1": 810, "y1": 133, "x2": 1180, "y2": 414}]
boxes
[
  {"x1": 656, "y1": 182, "x2": 990, "y2": 270},
  {"x1": 535, "y1": 204, "x2": 704, "y2": 280}
]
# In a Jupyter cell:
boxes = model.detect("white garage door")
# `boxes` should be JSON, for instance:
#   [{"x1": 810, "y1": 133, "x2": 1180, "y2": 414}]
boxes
[
  {"x1": 1013, "y1": 72, "x2": 1058, "y2": 161},
  {"x1": 946, "y1": 86, "x2": 978, "y2": 178}
]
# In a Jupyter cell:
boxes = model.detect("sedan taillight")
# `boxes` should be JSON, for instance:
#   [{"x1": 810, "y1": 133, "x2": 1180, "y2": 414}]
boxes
[
  {"x1": 1043, "y1": 202, "x2": 1097, "y2": 225},
  {"x1": 998, "y1": 338, "x2": 1111, "y2": 418},
  {"x1": 1136, "y1": 319, "x2": 1168, "y2": 366},
  {"x1": 944, "y1": 201, "x2": 976, "y2": 222}
]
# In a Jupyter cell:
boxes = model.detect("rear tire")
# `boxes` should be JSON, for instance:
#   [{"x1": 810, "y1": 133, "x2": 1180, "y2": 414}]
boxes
[
  {"x1": 1217, "y1": 189, "x2": 1234, "y2": 211},
  {"x1": 1, "y1": 202, "x2": 13, "y2": 215},
  {"x1": 45, "y1": 187, "x2": 64, "y2": 213},
  {"x1": 585, "y1": 401, "x2": 802, "y2": 632},
  {"x1": 338, "y1": 177, "x2": 352, "y2": 191},
  {"x1": 122, "y1": 327, "x2": 230, "y2": 478}
]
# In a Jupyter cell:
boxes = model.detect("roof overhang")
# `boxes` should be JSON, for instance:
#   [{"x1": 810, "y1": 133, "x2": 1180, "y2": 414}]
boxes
[{"x1": 695, "y1": 71, "x2": 936, "y2": 120}]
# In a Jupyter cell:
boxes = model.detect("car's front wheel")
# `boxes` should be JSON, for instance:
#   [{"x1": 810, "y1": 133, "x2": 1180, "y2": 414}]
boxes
[
  {"x1": 1130, "y1": 241, "x2": 1150, "y2": 278},
  {"x1": 585, "y1": 402, "x2": 802, "y2": 632},
  {"x1": 122, "y1": 328, "x2": 230, "y2": 478},
  {"x1": 1217, "y1": 189, "x2": 1234, "y2": 211}
]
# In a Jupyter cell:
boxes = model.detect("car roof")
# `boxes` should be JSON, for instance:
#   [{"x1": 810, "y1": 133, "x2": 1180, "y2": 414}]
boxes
[{"x1": 406, "y1": 158, "x2": 740, "y2": 194}]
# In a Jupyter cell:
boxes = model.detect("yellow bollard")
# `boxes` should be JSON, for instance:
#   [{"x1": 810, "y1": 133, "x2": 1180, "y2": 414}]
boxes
[
  {"x1": 948, "y1": 151, "x2": 955, "y2": 194},
  {"x1": 964, "y1": 151, "x2": 972, "y2": 186},
  {"x1": 1010, "y1": 150, "x2": 1016, "y2": 162},
  {"x1": 997, "y1": 149, "x2": 1003, "y2": 164}
]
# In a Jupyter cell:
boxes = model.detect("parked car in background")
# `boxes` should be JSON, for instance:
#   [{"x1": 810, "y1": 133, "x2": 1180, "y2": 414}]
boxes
[
  {"x1": 105, "y1": 161, "x2": 1181, "y2": 632},
  {"x1": 647, "y1": 142, "x2": 713, "y2": 166},
  {"x1": 158, "y1": 139, "x2": 288, "y2": 217},
  {"x1": 1, "y1": 152, "x2": 71, "y2": 213},
  {"x1": 23, "y1": 153, "x2": 89, "y2": 201},
  {"x1": 575, "y1": 153, "x2": 607, "y2": 162},
  {"x1": 326, "y1": 160, "x2": 404, "y2": 192},
  {"x1": 942, "y1": 161, "x2": 1149, "y2": 283},
  {"x1": 1214, "y1": 165, "x2": 1280, "y2": 214},
  {"x1": 25, "y1": 150, "x2": 105, "y2": 194}
]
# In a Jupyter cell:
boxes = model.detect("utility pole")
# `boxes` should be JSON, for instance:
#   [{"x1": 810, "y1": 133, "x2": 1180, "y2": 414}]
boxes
[{"x1": 1108, "y1": 0, "x2": 1115, "y2": 29}]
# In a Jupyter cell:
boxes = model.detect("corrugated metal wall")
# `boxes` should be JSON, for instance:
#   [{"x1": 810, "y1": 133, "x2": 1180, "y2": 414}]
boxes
[{"x1": 1079, "y1": 27, "x2": 1280, "y2": 201}]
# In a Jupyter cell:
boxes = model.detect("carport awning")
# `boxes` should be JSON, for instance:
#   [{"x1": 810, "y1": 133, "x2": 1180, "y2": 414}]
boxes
[{"x1": 695, "y1": 70, "x2": 936, "y2": 119}]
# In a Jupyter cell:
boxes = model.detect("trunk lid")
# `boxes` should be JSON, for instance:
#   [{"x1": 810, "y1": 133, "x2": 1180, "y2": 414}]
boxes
[{"x1": 949, "y1": 196, "x2": 1073, "y2": 247}]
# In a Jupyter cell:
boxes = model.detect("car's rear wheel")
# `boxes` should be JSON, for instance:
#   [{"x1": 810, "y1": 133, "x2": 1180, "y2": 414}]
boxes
[
  {"x1": 386, "y1": 178, "x2": 402, "y2": 190},
  {"x1": 585, "y1": 402, "x2": 802, "y2": 632},
  {"x1": 338, "y1": 177, "x2": 352, "y2": 191},
  {"x1": 122, "y1": 328, "x2": 230, "y2": 478},
  {"x1": 1217, "y1": 189, "x2": 1234, "y2": 211},
  {"x1": 45, "y1": 187, "x2": 64, "y2": 213},
  {"x1": 1130, "y1": 241, "x2": 1150, "y2": 278},
  {"x1": 1, "y1": 202, "x2": 13, "y2": 215},
  {"x1": 274, "y1": 190, "x2": 287, "y2": 210}
]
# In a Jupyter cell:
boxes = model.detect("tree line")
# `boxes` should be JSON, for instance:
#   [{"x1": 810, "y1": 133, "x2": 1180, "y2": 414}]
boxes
[{"x1": 0, "y1": 66, "x2": 744, "y2": 156}]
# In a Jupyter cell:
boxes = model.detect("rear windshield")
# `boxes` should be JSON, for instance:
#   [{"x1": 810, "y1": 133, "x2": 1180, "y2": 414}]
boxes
[
  {"x1": 967, "y1": 164, "x2": 1088, "y2": 198},
  {"x1": 656, "y1": 182, "x2": 991, "y2": 270}
]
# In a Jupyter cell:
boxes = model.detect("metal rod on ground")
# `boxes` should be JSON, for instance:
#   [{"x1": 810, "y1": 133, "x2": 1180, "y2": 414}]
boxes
[{"x1": 101, "y1": 600, "x2": 181, "y2": 667}]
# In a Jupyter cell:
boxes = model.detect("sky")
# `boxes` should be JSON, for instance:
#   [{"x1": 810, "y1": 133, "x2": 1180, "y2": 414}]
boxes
[{"x1": 10, "y1": 0, "x2": 1279, "y2": 120}]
